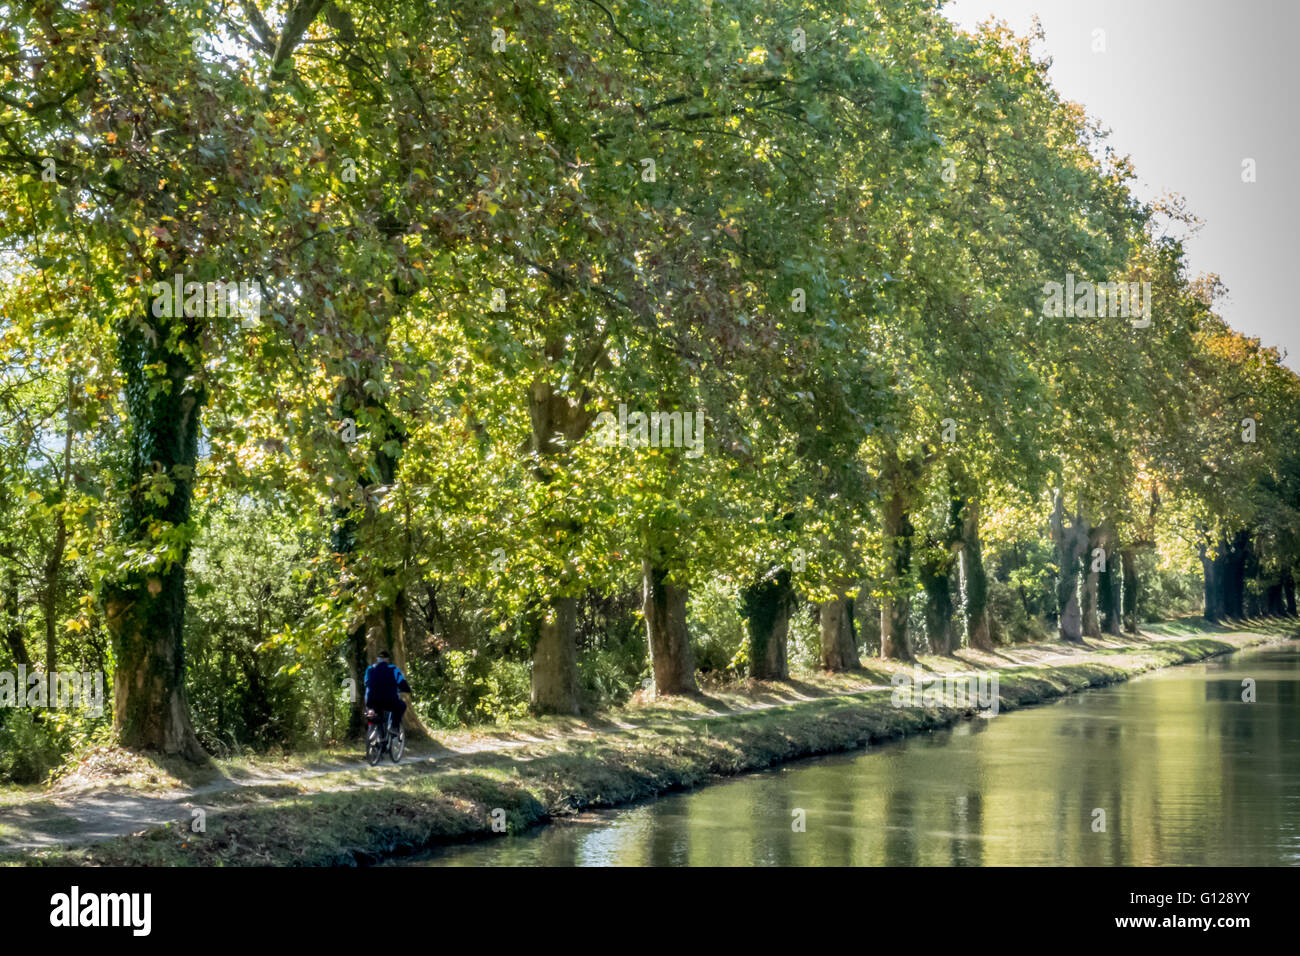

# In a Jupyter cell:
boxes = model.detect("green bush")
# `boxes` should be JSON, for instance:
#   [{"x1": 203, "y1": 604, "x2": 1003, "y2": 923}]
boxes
[
  {"x1": 0, "y1": 707, "x2": 110, "y2": 784},
  {"x1": 184, "y1": 504, "x2": 322, "y2": 754},
  {"x1": 576, "y1": 588, "x2": 648, "y2": 708},
  {"x1": 987, "y1": 577, "x2": 1052, "y2": 644},
  {"x1": 689, "y1": 578, "x2": 747, "y2": 676},
  {"x1": 422, "y1": 649, "x2": 530, "y2": 727},
  {"x1": 0, "y1": 711, "x2": 63, "y2": 783},
  {"x1": 579, "y1": 641, "x2": 646, "y2": 709},
  {"x1": 1140, "y1": 559, "x2": 1203, "y2": 621}
]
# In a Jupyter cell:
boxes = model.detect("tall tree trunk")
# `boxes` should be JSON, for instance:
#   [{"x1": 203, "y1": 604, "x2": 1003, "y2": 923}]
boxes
[
  {"x1": 819, "y1": 596, "x2": 859, "y2": 671},
  {"x1": 1100, "y1": 539, "x2": 1122, "y2": 636},
  {"x1": 642, "y1": 560, "x2": 697, "y2": 695},
  {"x1": 742, "y1": 568, "x2": 792, "y2": 680},
  {"x1": 921, "y1": 472, "x2": 962, "y2": 656},
  {"x1": 1200, "y1": 539, "x2": 1222, "y2": 622},
  {"x1": 92, "y1": 4, "x2": 321, "y2": 761},
  {"x1": 920, "y1": 555, "x2": 956, "y2": 656},
  {"x1": 957, "y1": 493, "x2": 994, "y2": 652},
  {"x1": 1050, "y1": 491, "x2": 1089, "y2": 644},
  {"x1": 880, "y1": 598, "x2": 911, "y2": 660},
  {"x1": 1082, "y1": 524, "x2": 1105, "y2": 639},
  {"x1": 1098, "y1": 562, "x2": 1117, "y2": 634},
  {"x1": 530, "y1": 596, "x2": 581, "y2": 714},
  {"x1": 105, "y1": 553, "x2": 204, "y2": 758},
  {"x1": 1244, "y1": 533, "x2": 1262, "y2": 617},
  {"x1": 1224, "y1": 539, "x2": 1240, "y2": 618},
  {"x1": 102, "y1": 309, "x2": 205, "y2": 760},
  {"x1": 1227, "y1": 530, "x2": 1251, "y2": 619},
  {"x1": 1201, "y1": 532, "x2": 1247, "y2": 621},
  {"x1": 1265, "y1": 582, "x2": 1285, "y2": 616},
  {"x1": 1283, "y1": 568, "x2": 1298, "y2": 617},
  {"x1": 1120, "y1": 548, "x2": 1140, "y2": 634},
  {"x1": 1058, "y1": 560, "x2": 1084, "y2": 642},
  {"x1": 1232, "y1": 530, "x2": 1253, "y2": 621},
  {"x1": 524, "y1": 373, "x2": 594, "y2": 715},
  {"x1": 880, "y1": 456, "x2": 916, "y2": 661}
]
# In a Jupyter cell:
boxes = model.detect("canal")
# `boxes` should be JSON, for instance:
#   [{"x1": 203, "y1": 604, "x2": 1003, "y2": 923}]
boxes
[{"x1": 403, "y1": 641, "x2": 1300, "y2": 866}]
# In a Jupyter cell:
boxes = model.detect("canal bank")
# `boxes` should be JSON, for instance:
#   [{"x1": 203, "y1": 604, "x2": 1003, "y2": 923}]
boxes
[{"x1": 8, "y1": 623, "x2": 1295, "y2": 866}]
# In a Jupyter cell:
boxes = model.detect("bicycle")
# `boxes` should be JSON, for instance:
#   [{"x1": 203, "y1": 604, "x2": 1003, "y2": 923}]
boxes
[{"x1": 365, "y1": 707, "x2": 405, "y2": 765}]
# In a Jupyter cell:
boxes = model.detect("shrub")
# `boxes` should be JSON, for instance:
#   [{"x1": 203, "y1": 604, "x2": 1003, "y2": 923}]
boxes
[
  {"x1": 987, "y1": 577, "x2": 1053, "y2": 644},
  {"x1": 423, "y1": 649, "x2": 530, "y2": 727},
  {"x1": 689, "y1": 578, "x2": 747, "y2": 677},
  {"x1": 0, "y1": 707, "x2": 109, "y2": 784}
]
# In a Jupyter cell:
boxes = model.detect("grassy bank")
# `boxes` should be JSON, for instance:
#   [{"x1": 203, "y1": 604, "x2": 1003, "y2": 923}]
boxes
[{"x1": 6, "y1": 623, "x2": 1294, "y2": 866}]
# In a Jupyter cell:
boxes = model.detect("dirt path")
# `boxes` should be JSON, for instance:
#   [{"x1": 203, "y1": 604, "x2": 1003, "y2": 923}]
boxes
[{"x1": 0, "y1": 623, "x2": 1285, "y2": 852}]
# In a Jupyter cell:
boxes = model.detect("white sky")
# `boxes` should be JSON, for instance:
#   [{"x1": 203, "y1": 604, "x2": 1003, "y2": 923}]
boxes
[{"x1": 944, "y1": 0, "x2": 1300, "y2": 370}]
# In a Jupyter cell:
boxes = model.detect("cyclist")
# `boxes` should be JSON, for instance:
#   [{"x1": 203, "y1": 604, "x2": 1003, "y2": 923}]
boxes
[{"x1": 363, "y1": 650, "x2": 411, "y2": 736}]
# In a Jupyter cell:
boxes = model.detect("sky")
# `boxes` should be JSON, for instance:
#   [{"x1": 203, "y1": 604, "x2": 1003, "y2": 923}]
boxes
[{"x1": 943, "y1": 0, "x2": 1300, "y2": 370}]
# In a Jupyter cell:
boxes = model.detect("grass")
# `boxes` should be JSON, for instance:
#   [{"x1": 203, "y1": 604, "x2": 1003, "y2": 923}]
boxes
[{"x1": 4, "y1": 618, "x2": 1293, "y2": 867}]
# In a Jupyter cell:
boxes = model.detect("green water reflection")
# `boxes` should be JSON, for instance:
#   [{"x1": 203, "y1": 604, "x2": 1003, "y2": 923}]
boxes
[{"x1": 407, "y1": 642, "x2": 1300, "y2": 866}]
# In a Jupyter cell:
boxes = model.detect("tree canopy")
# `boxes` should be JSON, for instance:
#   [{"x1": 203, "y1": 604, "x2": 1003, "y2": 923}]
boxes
[{"x1": 1, "y1": 0, "x2": 1296, "y2": 765}]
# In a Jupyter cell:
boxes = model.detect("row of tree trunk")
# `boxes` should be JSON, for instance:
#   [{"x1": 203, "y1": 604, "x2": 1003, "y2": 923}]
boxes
[
  {"x1": 1201, "y1": 530, "x2": 1252, "y2": 621},
  {"x1": 632, "y1": 464, "x2": 1005, "y2": 697},
  {"x1": 572, "y1": 513, "x2": 1298, "y2": 715},
  {"x1": 1199, "y1": 529, "x2": 1297, "y2": 621},
  {"x1": 1048, "y1": 495, "x2": 1153, "y2": 642},
  {"x1": 878, "y1": 460, "x2": 995, "y2": 662}
]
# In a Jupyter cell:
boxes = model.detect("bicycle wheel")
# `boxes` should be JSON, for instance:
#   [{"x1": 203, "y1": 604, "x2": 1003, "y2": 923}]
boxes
[
  {"x1": 365, "y1": 726, "x2": 383, "y2": 766},
  {"x1": 390, "y1": 725, "x2": 405, "y2": 763}
]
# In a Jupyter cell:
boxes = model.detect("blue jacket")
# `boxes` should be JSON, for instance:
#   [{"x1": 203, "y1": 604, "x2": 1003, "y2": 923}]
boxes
[{"x1": 364, "y1": 660, "x2": 410, "y2": 706}]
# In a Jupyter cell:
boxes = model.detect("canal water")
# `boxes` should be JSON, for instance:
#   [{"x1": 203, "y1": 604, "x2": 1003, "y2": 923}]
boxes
[{"x1": 405, "y1": 641, "x2": 1300, "y2": 866}]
